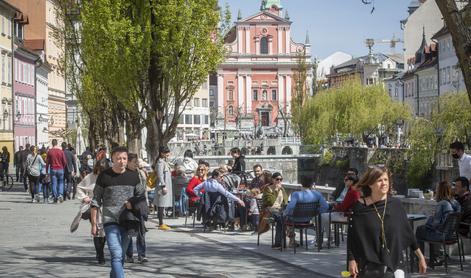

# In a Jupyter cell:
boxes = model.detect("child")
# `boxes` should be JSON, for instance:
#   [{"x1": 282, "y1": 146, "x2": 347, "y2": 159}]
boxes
[{"x1": 247, "y1": 188, "x2": 261, "y2": 230}]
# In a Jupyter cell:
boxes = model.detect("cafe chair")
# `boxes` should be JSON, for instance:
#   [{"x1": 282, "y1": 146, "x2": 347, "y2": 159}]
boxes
[
  {"x1": 423, "y1": 212, "x2": 464, "y2": 273},
  {"x1": 256, "y1": 198, "x2": 278, "y2": 250},
  {"x1": 284, "y1": 201, "x2": 321, "y2": 254}
]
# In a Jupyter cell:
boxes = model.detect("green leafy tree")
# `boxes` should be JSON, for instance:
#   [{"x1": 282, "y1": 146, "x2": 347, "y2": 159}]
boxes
[
  {"x1": 299, "y1": 80, "x2": 410, "y2": 145},
  {"x1": 291, "y1": 48, "x2": 311, "y2": 139},
  {"x1": 406, "y1": 92, "x2": 471, "y2": 187},
  {"x1": 67, "y1": 0, "x2": 223, "y2": 160}
]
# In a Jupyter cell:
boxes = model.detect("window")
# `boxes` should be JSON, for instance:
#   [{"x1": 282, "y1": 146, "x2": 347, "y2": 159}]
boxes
[
  {"x1": 7, "y1": 19, "x2": 10, "y2": 36},
  {"x1": 209, "y1": 101, "x2": 214, "y2": 107},
  {"x1": 194, "y1": 98, "x2": 200, "y2": 107},
  {"x1": 253, "y1": 89, "x2": 258, "y2": 100},
  {"x1": 7, "y1": 57, "x2": 11, "y2": 84},
  {"x1": 271, "y1": 89, "x2": 277, "y2": 100},
  {"x1": 228, "y1": 106, "x2": 233, "y2": 115},
  {"x1": 260, "y1": 37, "x2": 268, "y2": 54},
  {"x1": 228, "y1": 90, "x2": 233, "y2": 101},
  {"x1": 185, "y1": 114, "x2": 192, "y2": 124},
  {"x1": 14, "y1": 22, "x2": 23, "y2": 40},
  {"x1": 1, "y1": 17, "x2": 4, "y2": 34},
  {"x1": 193, "y1": 115, "x2": 201, "y2": 125},
  {"x1": 262, "y1": 90, "x2": 267, "y2": 100},
  {"x1": 204, "y1": 115, "x2": 209, "y2": 125},
  {"x1": 1, "y1": 54, "x2": 5, "y2": 83},
  {"x1": 209, "y1": 89, "x2": 214, "y2": 96},
  {"x1": 202, "y1": 98, "x2": 208, "y2": 107}
]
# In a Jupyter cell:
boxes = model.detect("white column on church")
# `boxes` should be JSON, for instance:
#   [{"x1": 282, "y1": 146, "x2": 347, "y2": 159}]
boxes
[
  {"x1": 246, "y1": 75, "x2": 252, "y2": 113},
  {"x1": 238, "y1": 27, "x2": 243, "y2": 54},
  {"x1": 268, "y1": 37, "x2": 273, "y2": 55},
  {"x1": 278, "y1": 74, "x2": 284, "y2": 111},
  {"x1": 286, "y1": 75, "x2": 292, "y2": 113},
  {"x1": 217, "y1": 74, "x2": 224, "y2": 114},
  {"x1": 285, "y1": 28, "x2": 291, "y2": 54},
  {"x1": 255, "y1": 37, "x2": 260, "y2": 55},
  {"x1": 245, "y1": 27, "x2": 250, "y2": 54},
  {"x1": 277, "y1": 28, "x2": 282, "y2": 54},
  {"x1": 238, "y1": 74, "x2": 244, "y2": 110}
]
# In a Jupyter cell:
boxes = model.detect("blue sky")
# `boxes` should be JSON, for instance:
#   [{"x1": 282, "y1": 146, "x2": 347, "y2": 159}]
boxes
[{"x1": 218, "y1": 0, "x2": 412, "y2": 60}]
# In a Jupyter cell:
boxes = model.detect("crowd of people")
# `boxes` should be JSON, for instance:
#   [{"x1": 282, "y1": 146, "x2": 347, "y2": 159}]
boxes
[{"x1": 5, "y1": 139, "x2": 471, "y2": 278}]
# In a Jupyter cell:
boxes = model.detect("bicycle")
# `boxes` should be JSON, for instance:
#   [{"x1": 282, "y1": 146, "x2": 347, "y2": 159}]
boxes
[{"x1": 1, "y1": 174, "x2": 14, "y2": 191}]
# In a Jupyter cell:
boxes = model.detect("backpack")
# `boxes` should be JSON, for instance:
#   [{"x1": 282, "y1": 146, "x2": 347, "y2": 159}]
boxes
[{"x1": 26, "y1": 155, "x2": 40, "y2": 177}]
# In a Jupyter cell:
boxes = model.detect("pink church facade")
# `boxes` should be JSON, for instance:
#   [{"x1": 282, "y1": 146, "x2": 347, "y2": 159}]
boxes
[{"x1": 216, "y1": 1, "x2": 312, "y2": 131}]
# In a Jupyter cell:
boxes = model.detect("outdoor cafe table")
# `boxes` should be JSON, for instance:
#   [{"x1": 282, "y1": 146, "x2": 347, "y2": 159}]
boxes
[{"x1": 407, "y1": 213, "x2": 427, "y2": 272}]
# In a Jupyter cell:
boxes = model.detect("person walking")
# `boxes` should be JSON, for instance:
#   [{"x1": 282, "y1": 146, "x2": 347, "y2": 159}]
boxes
[
  {"x1": 62, "y1": 142, "x2": 77, "y2": 200},
  {"x1": 153, "y1": 146, "x2": 173, "y2": 231},
  {"x1": 14, "y1": 146, "x2": 23, "y2": 182},
  {"x1": 348, "y1": 166, "x2": 427, "y2": 278},
  {"x1": 91, "y1": 146, "x2": 145, "y2": 278},
  {"x1": 76, "y1": 159, "x2": 110, "y2": 264},
  {"x1": 46, "y1": 139, "x2": 67, "y2": 203},
  {"x1": 20, "y1": 143, "x2": 32, "y2": 191},
  {"x1": 0, "y1": 146, "x2": 10, "y2": 182},
  {"x1": 26, "y1": 146, "x2": 46, "y2": 203},
  {"x1": 125, "y1": 153, "x2": 149, "y2": 264}
]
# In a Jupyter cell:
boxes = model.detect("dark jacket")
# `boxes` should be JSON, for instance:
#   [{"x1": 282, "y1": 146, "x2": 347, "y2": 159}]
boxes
[
  {"x1": 331, "y1": 183, "x2": 345, "y2": 201},
  {"x1": 456, "y1": 192, "x2": 471, "y2": 235},
  {"x1": 63, "y1": 149, "x2": 77, "y2": 174},
  {"x1": 119, "y1": 196, "x2": 148, "y2": 236},
  {"x1": 232, "y1": 155, "x2": 246, "y2": 173},
  {"x1": 203, "y1": 191, "x2": 235, "y2": 225}
]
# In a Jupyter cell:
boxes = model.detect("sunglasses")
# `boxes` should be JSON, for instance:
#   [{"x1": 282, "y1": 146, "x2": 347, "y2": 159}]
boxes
[
  {"x1": 275, "y1": 178, "x2": 283, "y2": 181},
  {"x1": 197, "y1": 168, "x2": 205, "y2": 171}
]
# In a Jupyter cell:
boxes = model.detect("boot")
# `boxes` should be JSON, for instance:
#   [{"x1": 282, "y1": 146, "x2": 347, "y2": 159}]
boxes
[{"x1": 93, "y1": 237, "x2": 106, "y2": 264}]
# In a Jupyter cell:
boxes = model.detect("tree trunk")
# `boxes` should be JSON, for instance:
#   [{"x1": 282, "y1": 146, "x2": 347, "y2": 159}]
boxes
[{"x1": 435, "y1": 0, "x2": 471, "y2": 102}]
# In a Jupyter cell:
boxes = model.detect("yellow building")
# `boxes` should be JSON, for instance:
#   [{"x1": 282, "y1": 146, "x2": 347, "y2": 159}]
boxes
[
  {"x1": 0, "y1": 2, "x2": 16, "y2": 161},
  {"x1": 45, "y1": 0, "x2": 66, "y2": 142}
]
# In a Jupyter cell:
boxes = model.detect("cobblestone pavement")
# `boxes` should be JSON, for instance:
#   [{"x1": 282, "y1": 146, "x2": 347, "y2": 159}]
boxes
[{"x1": 1, "y1": 184, "x2": 469, "y2": 277}]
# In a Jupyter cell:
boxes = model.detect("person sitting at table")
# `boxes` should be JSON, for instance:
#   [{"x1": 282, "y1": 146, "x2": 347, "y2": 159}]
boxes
[
  {"x1": 185, "y1": 163, "x2": 208, "y2": 222},
  {"x1": 259, "y1": 172, "x2": 288, "y2": 249},
  {"x1": 250, "y1": 164, "x2": 264, "y2": 189},
  {"x1": 320, "y1": 175, "x2": 360, "y2": 247},
  {"x1": 416, "y1": 181, "x2": 461, "y2": 265},
  {"x1": 331, "y1": 168, "x2": 358, "y2": 202},
  {"x1": 454, "y1": 176, "x2": 471, "y2": 236},
  {"x1": 283, "y1": 177, "x2": 329, "y2": 248},
  {"x1": 193, "y1": 169, "x2": 245, "y2": 207}
]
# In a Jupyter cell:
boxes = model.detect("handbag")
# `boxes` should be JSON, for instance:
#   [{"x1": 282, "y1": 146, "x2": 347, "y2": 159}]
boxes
[
  {"x1": 26, "y1": 155, "x2": 40, "y2": 177},
  {"x1": 359, "y1": 262, "x2": 394, "y2": 278}
]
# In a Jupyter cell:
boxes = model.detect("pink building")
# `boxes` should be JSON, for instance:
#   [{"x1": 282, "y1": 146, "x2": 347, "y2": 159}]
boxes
[
  {"x1": 216, "y1": 0, "x2": 312, "y2": 131},
  {"x1": 14, "y1": 47, "x2": 37, "y2": 148}
]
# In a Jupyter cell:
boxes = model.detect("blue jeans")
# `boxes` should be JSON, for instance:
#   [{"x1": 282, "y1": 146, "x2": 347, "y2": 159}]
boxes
[
  {"x1": 50, "y1": 169, "x2": 64, "y2": 199},
  {"x1": 126, "y1": 234, "x2": 146, "y2": 258},
  {"x1": 104, "y1": 224, "x2": 130, "y2": 278}
]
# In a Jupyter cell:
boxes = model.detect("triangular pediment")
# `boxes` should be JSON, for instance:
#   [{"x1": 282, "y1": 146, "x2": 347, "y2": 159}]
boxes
[{"x1": 238, "y1": 11, "x2": 291, "y2": 24}]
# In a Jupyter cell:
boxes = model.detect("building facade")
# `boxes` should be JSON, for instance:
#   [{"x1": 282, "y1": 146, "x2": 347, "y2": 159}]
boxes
[
  {"x1": 216, "y1": 0, "x2": 312, "y2": 135},
  {"x1": 432, "y1": 26, "x2": 466, "y2": 96},
  {"x1": 174, "y1": 78, "x2": 211, "y2": 142},
  {"x1": 13, "y1": 47, "x2": 38, "y2": 148},
  {"x1": 327, "y1": 53, "x2": 403, "y2": 88},
  {"x1": 401, "y1": 0, "x2": 443, "y2": 66},
  {"x1": 0, "y1": 2, "x2": 16, "y2": 157},
  {"x1": 7, "y1": 0, "x2": 66, "y2": 145}
]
